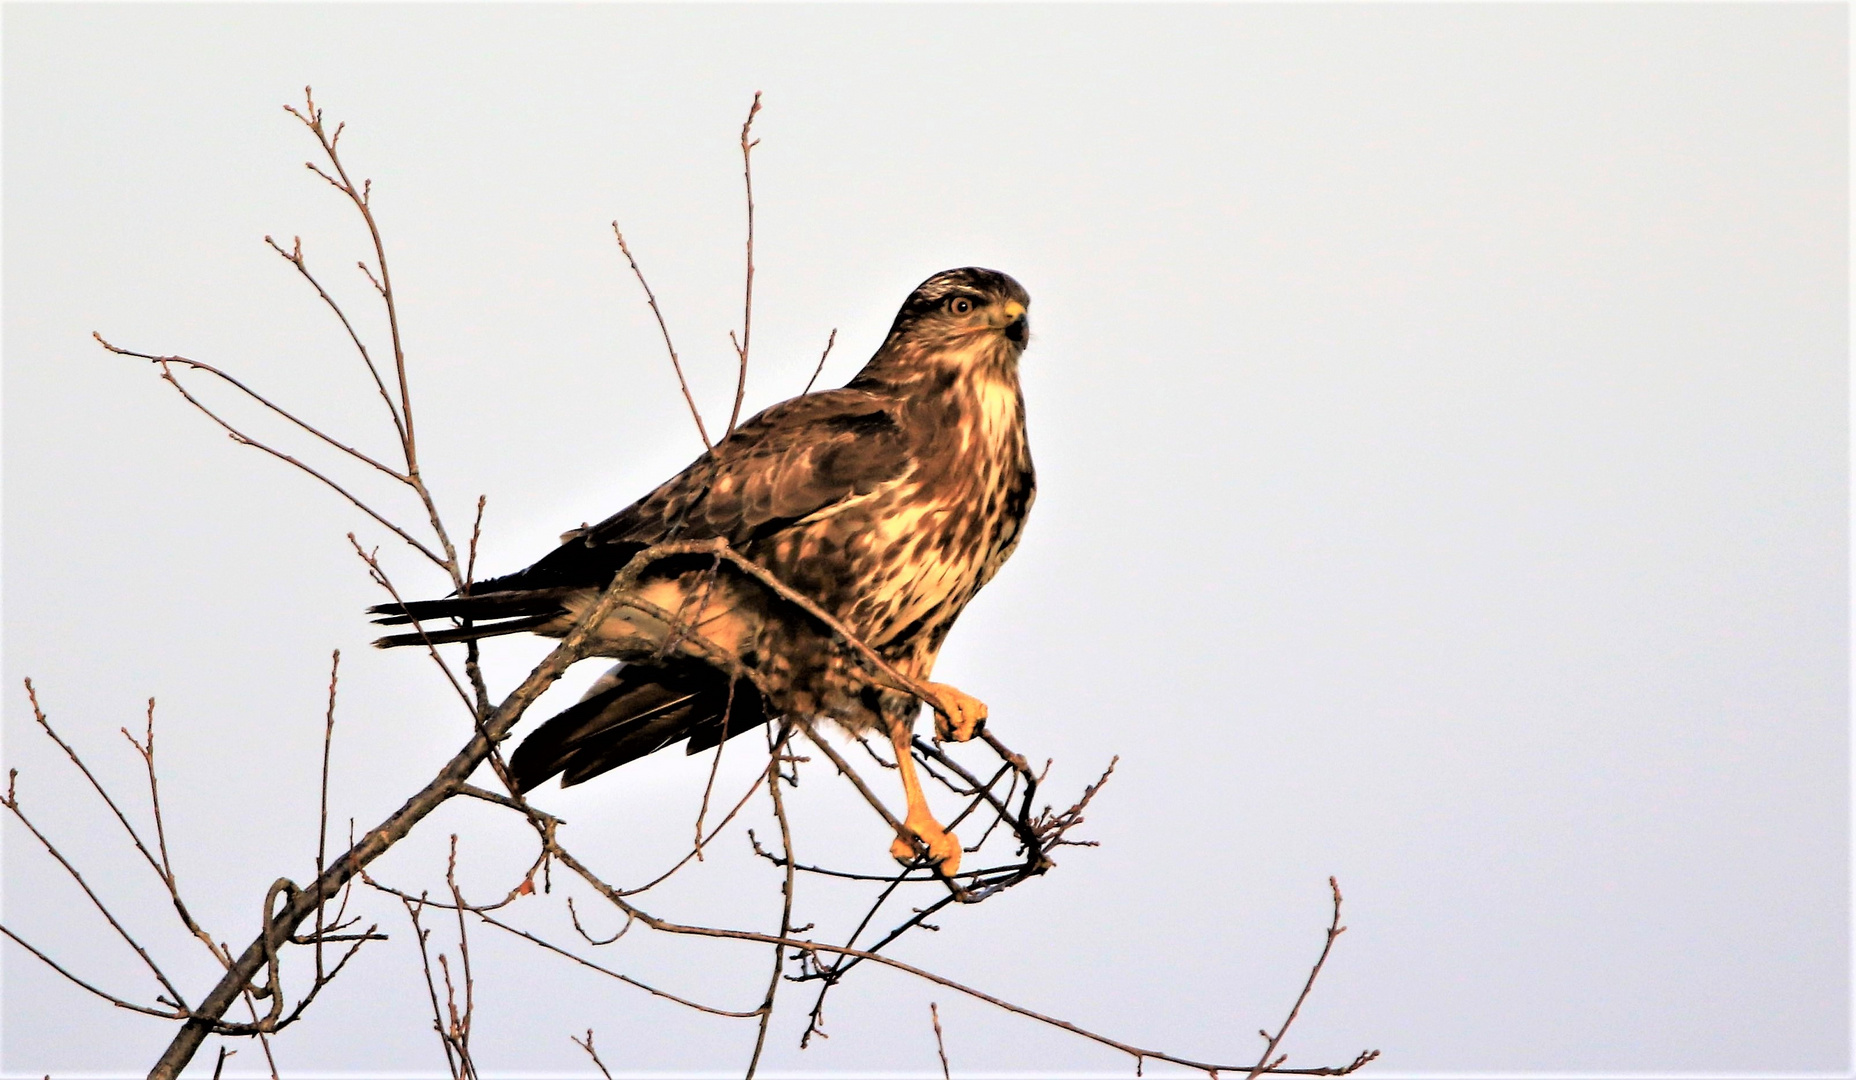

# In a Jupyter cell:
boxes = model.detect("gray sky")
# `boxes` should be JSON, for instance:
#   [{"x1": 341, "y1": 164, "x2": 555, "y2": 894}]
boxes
[{"x1": 4, "y1": 4, "x2": 1848, "y2": 1076}]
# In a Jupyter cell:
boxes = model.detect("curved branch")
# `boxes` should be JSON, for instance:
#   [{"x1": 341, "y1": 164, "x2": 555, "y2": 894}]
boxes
[
  {"x1": 95, "y1": 335, "x2": 408, "y2": 483},
  {"x1": 128, "y1": 353, "x2": 446, "y2": 566},
  {"x1": 2, "y1": 773, "x2": 190, "y2": 1010},
  {"x1": 0, "y1": 924, "x2": 186, "y2": 1020}
]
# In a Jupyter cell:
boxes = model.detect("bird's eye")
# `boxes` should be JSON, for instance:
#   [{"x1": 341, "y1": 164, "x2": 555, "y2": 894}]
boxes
[{"x1": 949, "y1": 297, "x2": 974, "y2": 315}]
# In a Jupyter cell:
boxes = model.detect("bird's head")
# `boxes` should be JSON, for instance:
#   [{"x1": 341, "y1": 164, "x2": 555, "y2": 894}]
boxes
[{"x1": 881, "y1": 267, "x2": 1031, "y2": 356}]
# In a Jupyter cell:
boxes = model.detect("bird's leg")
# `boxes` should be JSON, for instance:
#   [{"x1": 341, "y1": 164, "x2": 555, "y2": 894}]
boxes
[
  {"x1": 885, "y1": 717, "x2": 961, "y2": 875},
  {"x1": 922, "y1": 682, "x2": 988, "y2": 743}
]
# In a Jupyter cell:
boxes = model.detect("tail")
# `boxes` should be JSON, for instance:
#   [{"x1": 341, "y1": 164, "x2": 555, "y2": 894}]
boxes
[
  {"x1": 509, "y1": 661, "x2": 770, "y2": 792},
  {"x1": 367, "y1": 587, "x2": 580, "y2": 648}
]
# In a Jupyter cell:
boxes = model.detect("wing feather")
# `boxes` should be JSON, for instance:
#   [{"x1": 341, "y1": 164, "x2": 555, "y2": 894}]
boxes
[{"x1": 481, "y1": 389, "x2": 911, "y2": 593}]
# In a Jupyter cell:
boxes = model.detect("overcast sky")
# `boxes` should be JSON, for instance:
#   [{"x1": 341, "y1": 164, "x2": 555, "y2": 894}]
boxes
[{"x1": 4, "y1": 4, "x2": 1848, "y2": 1077}]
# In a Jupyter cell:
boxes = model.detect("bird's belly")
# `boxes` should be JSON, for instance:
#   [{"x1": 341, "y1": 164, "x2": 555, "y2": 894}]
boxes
[
  {"x1": 859, "y1": 530, "x2": 978, "y2": 642},
  {"x1": 825, "y1": 496, "x2": 1012, "y2": 655},
  {"x1": 763, "y1": 448, "x2": 1030, "y2": 665}
]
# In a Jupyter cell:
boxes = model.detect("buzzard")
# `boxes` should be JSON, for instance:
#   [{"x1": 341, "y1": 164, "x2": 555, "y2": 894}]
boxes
[{"x1": 370, "y1": 267, "x2": 1034, "y2": 874}]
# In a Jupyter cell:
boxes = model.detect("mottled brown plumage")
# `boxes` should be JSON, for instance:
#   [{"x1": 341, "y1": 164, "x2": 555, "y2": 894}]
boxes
[{"x1": 370, "y1": 267, "x2": 1035, "y2": 871}]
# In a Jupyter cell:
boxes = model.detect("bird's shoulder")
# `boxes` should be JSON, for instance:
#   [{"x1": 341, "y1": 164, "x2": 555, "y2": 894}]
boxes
[
  {"x1": 505, "y1": 388, "x2": 915, "y2": 589},
  {"x1": 652, "y1": 387, "x2": 916, "y2": 540}
]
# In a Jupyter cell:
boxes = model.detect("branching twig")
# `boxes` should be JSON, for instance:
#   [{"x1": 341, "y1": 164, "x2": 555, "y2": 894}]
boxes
[
  {"x1": 93, "y1": 338, "x2": 449, "y2": 568},
  {"x1": 1246, "y1": 878, "x2": 1376, "y2": 1080},
  {"x1": 147, "y1": 559, "x2": 652, "y2": 1077},
  {"x1": 262, "y1": 233, "x2": 407, "y2": 445},
  {"x1": 403, "y1": 894, "x2": 462, "y2": 1079},
  {"x1": 0, "y1": 923, "x2": 184, "y2": 1020},
  {"x1": 571, "y1": 1029, "x2": 616, "y2": 1080},
  {"x1": 95, "y1": 332, "x2": 407, "y2": 483},
  {"x1": 443, "y1": 837, "x2": 478, "y2": 1080},
  {"x1": 287, "y1": 87, "x2": 468, "y2": 592},
  {"x1": 2, "y1": 747, "x2": 189, "y2": 1010}
]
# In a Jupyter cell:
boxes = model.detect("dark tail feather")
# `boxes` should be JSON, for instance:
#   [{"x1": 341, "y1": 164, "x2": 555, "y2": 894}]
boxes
[
  {"x1": 509, "y1": 662, "x2": 770, "y2": 793},
  {"x1": 368, "y1": 587, "x2": 580, "y2": 627},
  {"x1": 371, "y1": 612, "x2": 560, "y2": 649}
]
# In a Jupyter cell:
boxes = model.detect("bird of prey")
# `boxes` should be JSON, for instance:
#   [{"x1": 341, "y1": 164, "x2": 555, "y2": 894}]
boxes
[{"x1": 370, "y1": 268, "x2": 1035, "y2": 874}]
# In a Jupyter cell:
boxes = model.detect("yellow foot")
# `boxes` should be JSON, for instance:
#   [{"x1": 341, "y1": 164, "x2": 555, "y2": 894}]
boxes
[
  {"x1": 890, "y1": 816, "x2": 962, "y2": 876},
  {"x1": 924, "y1": 681, "x2": 988, "y2": 743}
]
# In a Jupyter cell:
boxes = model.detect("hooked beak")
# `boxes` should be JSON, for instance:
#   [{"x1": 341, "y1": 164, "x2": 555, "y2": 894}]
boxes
[{"x1": 1000, "y1": 300, "x2": 1029, "y2": 346}]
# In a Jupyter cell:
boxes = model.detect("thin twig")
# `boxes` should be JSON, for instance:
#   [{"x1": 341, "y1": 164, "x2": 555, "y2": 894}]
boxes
[
  {"x1": 94, "y1": 334, "x2": 408, "y2": 483},
  {"x1": 799, "y1": 725, "x2": 910, "y2": 848},
  {"x1": 444, "y1": 836, "x2": 478, "y2": 1080},
  {"x1": 471, "y1": 912, "x2": 761, "y2": 1018},
  {"x1": 403, "y1": 894, "x2": 461, "y2": 1079},
  {"x1": 465, "y1": 495, "x2": 486, "y2": 590},
  {"x1": 802, "y1": 327, "x2": 838, "y2": 396},
  {"x1": 931, "y1": 1002, "x2": 951, "y2": 1080},
  {"x1": 612, "y1": 225, "x2": 711, "y2": 449},
  {"x1": 690, "y1": 668, "x2": 736, "y2": 860},
  {"x1": 0, "y1": 924, "x2": 183, "y2": 1019},
  {"x1": 127, "y1": 703, "x2": 179, "y2": 907},
  {"x1": 620, "y1": 765, "x2": 769, "y2": 896},
  {"x1": 26, "y1": 681, "x2": 223, "y2": 967},
  {"x1": 125, "y1": 353, "x2": 446, "y2": 566},
  {"x1": 571, "y1": 1030, "x2": 616, "y2": 1080},
  {"x1": 349, "y1": 536, "x2": 475, "y2": 711},
  {"x1": 728, "y1": 91, "x2": 763, "y2": 434},
  {"x1": 744, "y1": 724, "x2": 796, "y2": 1078},
  {"x1": 285, "y1": 88, "x2": 468, "y2": 592},
  {"x1": 286, "y1": 91, "x2": 414, "y2": 478},
  {"x1": 315, "y1": 651, "x2": 339, "y2": 984},
  {"x1": 261, "y1": 233, "x2": 408, "y2": 446},
  {"x1": 1, "y1": 768, "x2": 189, "y2": 1009},
  {"x1": 1246, "y1": 878, "x2": 1371, "y2": 1080}
]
